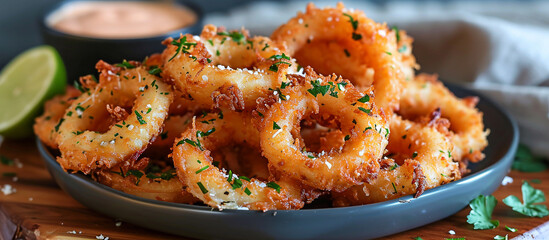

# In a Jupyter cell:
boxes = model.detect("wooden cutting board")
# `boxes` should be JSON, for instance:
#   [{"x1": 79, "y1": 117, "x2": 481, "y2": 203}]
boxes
[{"x1": 1, "y1": 138, "x2": 548, "y2": 240}]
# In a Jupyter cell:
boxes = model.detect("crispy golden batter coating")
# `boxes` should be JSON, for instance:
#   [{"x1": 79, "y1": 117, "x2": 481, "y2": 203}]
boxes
[
  {"x1": 333, "y1": 114, "x2": 461, "y2": 206},
  {"x1": 271, "y1": 3, "x2": 405, "y2": 112},
  {"x1": 257, "y1": 69, "x2": 388, "y2": 192},
  {"x1": 56, "y1": 62, "x2": 173, "y2": 174},
  {"x1": 33, "y1": 86, "x2": 81, "y2": 149},
  {"x1": 398, "y1": 74, "x2": 489, "y2": 163},
  {"x1": 161, "y1": 25, "x2": 296, "y2": 110},
  {"x1": 172, "y1": 111, "x2": 320, "y2": 211}
]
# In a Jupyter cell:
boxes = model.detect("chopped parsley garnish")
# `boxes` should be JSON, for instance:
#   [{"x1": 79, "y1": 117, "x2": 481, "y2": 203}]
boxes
[
  {"x1": 391, "y1": 182, "x2": 397, "y2": 194},
  {"x1": 412, "y1": 152, "x2": 418, "y2": 158},
  {"x1": 262, "y1": 43, "x2": 270, "y2": 51},
  {"x1": 392, "y1": 26, "x2": 401, "y2": 42},
  {"x1": 2, "y1": 172, "x2": 16, "y2": 177},
  {"x1": 72, "y1": 131, "x2": 84, "y2": 135},
  {"x1": 148, "y1": 66, "x2": 162, "y2": 76},
  {"x1": 244, "y1": 187, "x2": 252, "y2": 195},
  {"x1": 269, "y1": 61, "x2": 291, "y2": 72},
  {"x1": 390, "y1": 164, "x2": 398, "y2": 171},
  {"x1": 402, "y1": 135, "x2": 407, "y2": 139},
  {"x1": 357, "y1": 95, "x2": 370, "y2": 103},
  {"x1": 337, "y1": 82, "x2": 347, "y2": 91},
  {"x1": 115, "y1": 124, "x2": 123, "y2": 128},
  {"x1": 494, "y1": 235, "x2": 508, "y2": 240},
  {"x1": 351, "y1": 32, "x2": 362, "y2": 41},
  {"x1": 267, "y1": 182, "x2": 281, "y2": 193},
  {"x1": 146, "y1": 108, "x2": 152, "y2": 114},
  {"x1": 125, "y1": 170, "x2": 144, "y2": 185},
  {"x1": 176, "y1": 138, "x2": 203, "y2": 150},
  {"x1": 66, "y1": 111, "x2": 73, "y2": 117},
  {"x1": 227, "y1": 170, "x2": 233, "y2": 182},
  {"x1": 343, "y1": 13, "x2": 358, "y2": 30},
  {"x1": 116, "y1": 60, "x2": 135, "y2": 69},
  {"x1": 207, "y1": 39, "x2": 214, "y2": 46},
  {"x1": 503, "y1": 181, "x2": 549, "y2": 217},
  {"x1": 0, "y1": 155, "x2": 14, "y2": 166},
  {"x1": 216, "y1": 50, "x2": 220, "y2": 56},
  {"x1": 358, "y1": 107, "x2": 371, "y2": 114},
  {"x1": 385, "y1": 51, "x2": 392, "y2": 55},
  {"x1": 197, "y1": 182, "x2": 208, "y2": 194},
  {"x1": 280, "y1": 81, "x2": 290, "y2": 89},
  {"x1": 195, "y1": 165, "x2": 209, "y2": 174},
  {"x1": 75, "y1": 105, "x2": 86, "y2": 112},
  {"x1": 160, "y1": 131, "x2": 168, "y2": 140},
  {"x1": 307, "y1": 79, "x2": 331, "y2": 97},
  {"x1": 217, "y1": 31, "x2": 246, "y2": 44},
  {"x1": 169, "y1": 36, "x2": 197, "y2": 61},
  {"x1": 73, "y1": 80, "x2": 88, "y2": 93},
  {"x1": 54, "y1": 118, "x2": 65, "y2": 132},
  {"x1": 269, "y1": 53, "x2": 290, "y2": 60},
  {"x1": 218, "y1": 111, "x2": 224, "y2": 119},
  {"x1": 134, "y1": 110, "x2": 146, "y2": 124},
  {"x1": 240, "y1": 176, "x2": 250, "y2": 181},
  {"x1": 412, "y1": 238, "x2": 423, "y2": 240},
  {"x1": 146, "y1": 168, "x2": 176, "y2": 181},
  {"x1": 344, "y1": 49, "x2": 350, "y2": 57},
  {"x1": 363, "y1": 126, "x2": 372, "y2": 133},
  {"x1": 344, "y1": 135, "x2": 351, "y2": 141},
  {"x1": 196, "y1": 128, "x2": 216, "y2": 138},
  {"x1": 466, "y1": 195, "x2": 499, "y2": 229},
  {"x1": 505, "y1": 226, "x2": 517, "y2": 232},
  {"x1": 273, "y1": 121, "x2": 281, "y2": 130},
  {"x1": 231, "y1": 178, "x2": 243, "y2": 189},
  {"x1": 268, "y1": 87, "x2": 287, "y2": 101}
]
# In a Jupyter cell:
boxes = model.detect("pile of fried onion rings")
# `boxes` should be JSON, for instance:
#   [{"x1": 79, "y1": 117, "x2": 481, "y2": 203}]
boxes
[{"x1": 34, "y1": 3, "x2": 488, "y2": 211}]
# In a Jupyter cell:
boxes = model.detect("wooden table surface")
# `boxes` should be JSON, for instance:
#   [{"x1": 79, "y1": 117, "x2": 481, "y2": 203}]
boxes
[{"x1": 1, "y1": 138, "x2": 548, "y2": 240}]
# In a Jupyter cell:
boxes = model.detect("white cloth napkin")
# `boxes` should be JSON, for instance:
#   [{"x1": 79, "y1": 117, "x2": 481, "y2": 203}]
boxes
[{"x1": 206, "y1": 0, "x2": 549, "y2": 157}]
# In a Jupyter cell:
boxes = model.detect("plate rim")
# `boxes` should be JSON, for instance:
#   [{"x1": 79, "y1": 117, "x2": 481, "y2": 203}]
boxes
[{"x1": 36, "y1": 82, "x2": 519, "y2": 238}]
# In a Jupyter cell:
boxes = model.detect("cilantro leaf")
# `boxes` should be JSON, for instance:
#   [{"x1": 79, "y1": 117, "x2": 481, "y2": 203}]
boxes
[
  {"x1": 503, "y1": 181, "x2": 549, "y2": 217},
  {"x1": 511, "y1": 144, "x2": 547, "y2": 172},
  {"x1": 466, "y1": 195, "x2": 499, "y2": 229},
  {"x1": 307, "y1": 80, "x2": 330, "y2": 97}
]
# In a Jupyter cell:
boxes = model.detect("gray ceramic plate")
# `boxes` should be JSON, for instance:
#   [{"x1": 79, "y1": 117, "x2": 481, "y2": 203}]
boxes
[{"x1": 38, "y1": 83, "x2": 518, "y2": 240}]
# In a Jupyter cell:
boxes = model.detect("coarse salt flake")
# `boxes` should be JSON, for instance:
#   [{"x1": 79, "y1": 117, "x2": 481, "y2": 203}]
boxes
[
  {"x1": 502, "y1": 176, "x2": 513, "y2": 186},
  {"x1": 202, "y1": 75, "x2": 208, "y2": 81},
  {"x1": 448, "y1": 230, "x2": 456, "y2": 235},
  {"x1": 1, "y1": 184, "x2": 16, "y2": 195}
]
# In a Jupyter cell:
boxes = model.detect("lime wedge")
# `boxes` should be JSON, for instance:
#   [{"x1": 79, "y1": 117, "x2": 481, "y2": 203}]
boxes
[{"x1": 0, "y1": 45, "x2": 66, "y2": 138}]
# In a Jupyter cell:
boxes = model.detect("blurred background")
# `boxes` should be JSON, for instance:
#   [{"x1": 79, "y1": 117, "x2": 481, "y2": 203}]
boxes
[{"x1": 1, "y1": 0, "x2": 547, "y2": 67}]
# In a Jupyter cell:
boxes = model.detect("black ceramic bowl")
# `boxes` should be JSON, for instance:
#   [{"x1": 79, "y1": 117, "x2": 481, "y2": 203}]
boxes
[
  {"x1": 40, "y1": 0, "x2": 203, "y2": 82},
  {"x1": 37, "y1": 83, "x2": 518, "y2": 239}
]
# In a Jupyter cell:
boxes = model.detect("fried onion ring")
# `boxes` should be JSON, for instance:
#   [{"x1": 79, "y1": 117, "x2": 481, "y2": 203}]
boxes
[
  {"x1": 333, "y1": 114, "x2": 461, "y2": 206},
  {"x1": 33, "y1": 86, "x2": 81, "y2": 149},
  {"x1": 56, "y1": 62, "x2": 173, "y2": 174},
  {"x1": 271, "y1": 3, "x2": 405, "y2": 112},
  {"x1": 258, "y1": 69, "x2": 389, "y2": 192},
  {"x1": 161, "y1": 24, "x2": 296, "y2": 110},
  {"x1": 398, "y1": 74, "x2": 489, "y2": 162},
  {"x1": 172, "y1": 111, "x2": 320, "y2": 210}
]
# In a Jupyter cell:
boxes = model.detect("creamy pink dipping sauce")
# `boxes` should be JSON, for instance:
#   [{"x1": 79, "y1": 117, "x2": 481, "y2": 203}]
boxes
[{"x1": 46, "y1": 1, "x2": 197, "y2": 39}]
